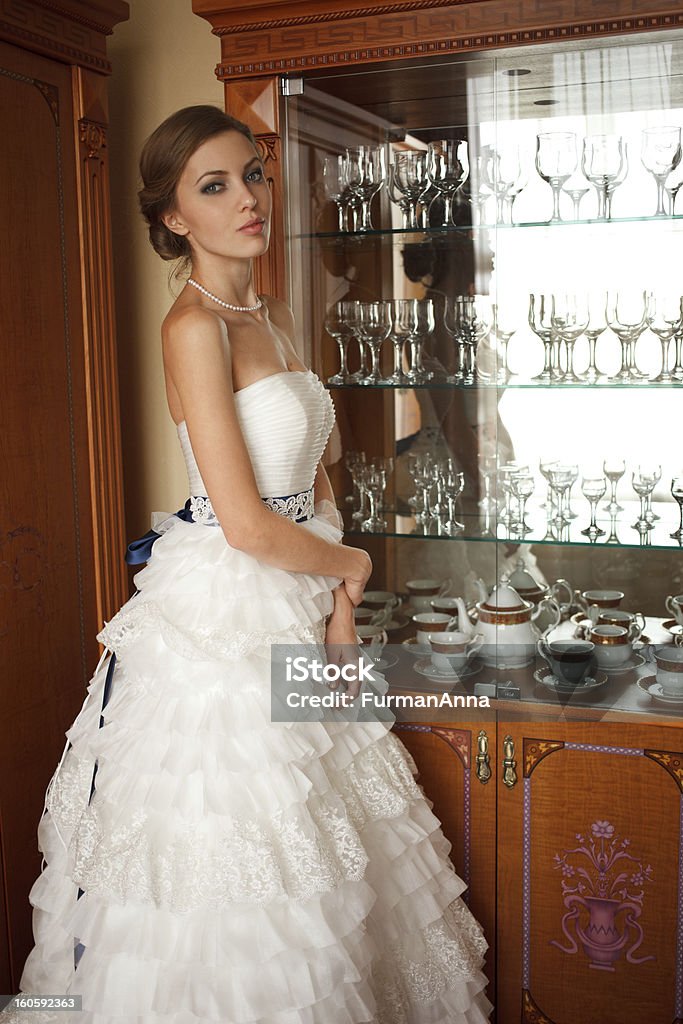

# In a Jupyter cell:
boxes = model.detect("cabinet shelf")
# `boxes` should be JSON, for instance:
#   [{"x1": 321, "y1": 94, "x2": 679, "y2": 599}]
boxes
[
  {"x1": 326, "y1": 378, "x2": 683, "y2": 391},
  {"x1": 340, "y1": 502, "x2": 683, "y2": 551}
]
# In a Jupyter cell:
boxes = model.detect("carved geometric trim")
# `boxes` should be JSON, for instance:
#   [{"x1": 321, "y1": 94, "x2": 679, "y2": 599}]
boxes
[
  {"x1": 524, "y1": 738, "x2": 565, "y2": 778},
  {"x1": 79, "y1": 120, "x2": 107, "y2": 160},
  {"x1": 522, "y1": 988, "x2": 556, "y2": 1024},
  {"x1": 644, "y1": 749, "x2": 683, "y2": 794},
  {"x1": 215, "y1": 12, "x2": 683, "y2": 79},
  {"x1": 212, "y1": 0, "x2": 478, "y2": 34},
  {"x1": 33, "y1": 0, "x2": 123, "y2": 36},
  {"x1": 0, "y1": 16, "x2": 112, "y2": 73}
]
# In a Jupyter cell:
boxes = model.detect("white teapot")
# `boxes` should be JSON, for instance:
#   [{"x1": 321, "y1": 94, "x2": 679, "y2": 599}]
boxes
[
  {"x1": 507, "y1": 558, "x2": 573, "y2": 618},
  {"x1": 469, "y1": 576, "x2": 561, "y2": 669}
]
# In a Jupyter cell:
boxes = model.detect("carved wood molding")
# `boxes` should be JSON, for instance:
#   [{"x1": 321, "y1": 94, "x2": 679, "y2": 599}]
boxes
[
  {"x1": 524, "y1": 738, "x2": 565, "y2": 778},
  {"x1": 79, "y1": 120, "x2": 106, "y2": 159},
  {"x1": 194, "y1": 0, "x2": 683, "y2": 78},
  {"x1": 644, "y1": 748, "x2": 683, "y2": 793},
  {"x1": 0, "y1": 0, "x2": 129, "y2": 73}
]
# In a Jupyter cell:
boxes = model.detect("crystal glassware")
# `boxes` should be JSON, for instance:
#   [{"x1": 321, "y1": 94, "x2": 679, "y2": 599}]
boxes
[
  {"x1": 480, "y1": 144, "x2": 522, "y2": 224},
  {"x1": 344, "y1": 145, "x2": 387, "y2": 231},
  {"x1": 387, "y1": 164, "x2": 413, "y2": 229},
  {"x1": 602, "y1": 457, "x2": 625, "y2": 513},
  {"x1": 562, "y1": 179, "x2": 590, "y2": 220},
  {"x1": 357, "y1": 300, "x2": 391, "y2": 385},
  {"x1": 606, "y1": 290, "x2": 647, "y2": 382},
  {"x1": 645, "y1": 292, "x2": 683, "y2": 383},
  {"x1": 548, "y1": 464, "x2": 576, "y2": 524},
  {"x1": 509, "y1": 473, "x2": 535, "y2": 536},
  {"x1": 442, "y1": 461, "x2": 465, "y2": 535},
  {"x1": 360, "y1": 463, "x2": 388, "y2": 531},
  {"x1": 491, "y1": 303, "x2": 517, "y2": 382},
  {"x1": 344, "y1": 449, "x2": 366, "y2": 506},
  {"x1": 665, "y1": 161, "x2": 683, "y2": 215},
  {"x1": 324, "y1": 300, "x2": 355, "y2": 384},
  {"x1": 581, "y1": 134, "x2": 626, "y2": 220},
  {"x1": 632, "y1": 465, "x2": 659, "y2": 532},
  {"x1": 385, "y1": 298, "x2": 414, "y2": 385},
  {"x1": 551, "y1": 293, "x2": 589, "y2": 384},
  {"x1": 539, "y1": 456, "x2": 560, "y2": 512},
  {"x1": 392, "y1": 150, "x2": 429, "y2": 230},
  {"x1": 580, "y1": 476, "x2": 607, "y2": 537},
  {"x1": 322, "y1": 154, "x2": 350, "y2": 232},
  {"x1": 404, "y1": 298, "x2": 435, "y2": 384},
  {"x1": 671, "y1": 475, "x2": 683, "y2": 539},
  {"x1": 641, "y1": 126, "x2": 682, "y2": 217},
  {"x1": 579, "y1": 295, "x2": 608, "y2": 383},
  {"x1": 529, "y1": 293, "x2": 562, "y2": 382},
  {"x1": 478, "y1": 453, "x2": 498, "y2": 513},
  {"x1": 426, "y1": 139, "x2": 469, "y2": 226},
  {"x1": 535, "y1": 132, "x2": 577, "y2": 223}
]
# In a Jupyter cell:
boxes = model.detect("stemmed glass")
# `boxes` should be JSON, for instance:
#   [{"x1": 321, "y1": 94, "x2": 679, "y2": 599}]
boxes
[
  {"x1": 478, "y1": 452, "x2": 498, "y2": 513},
  {"x1": 539, "y1": 456, "x2": 560, "y2": 513},
  {"x1": 603, "y1": 141, "x2": 629, "y2": 219},
  {"x1": 324, "y1": 301, "x2": 355, "y2": 384},
  {"x1": 645, "y1": 292, "x2": 683, "y2": 383},
  {"x1": 426, "y1": 140, "x2": 469, "y2": 226},
  {"x1": 579, "y1": 295, "x2": 608, "y2": 383},
  {"x1": 535, "y1": 132, "x2": 577, "y2": 223},
  {"x1": 671, "y1": 475, "x2": 683, "y2": 539},
  {"x1": 441, "y1": 461, "x2": 465, "y2": 535},
  {"x1": 562, "y1": 175, "x2": 590, "y2": 219},
  {"x1": 344, "y1": 145, "x2": 387, "y2": 231},
  {"x1": 548, "y1": 464, "x2": 577, "y2": 524},
  {"x1": 491, "y1": 303, "x2": 517, "y2": 382},
  {"x1": 357, "y1": 301, "x2": 391, "y2": 385},
  {"x1": 392, "y1": 151, "x2": 428, "y2": 230},
  {"x1": 387, "y1": 164, "x2": 413, "y2": 229},
  {"x1": 551, "y1": 293, "x2": 589, "y2": 384},
  {"x1": 581, "y1": 134, "x2": 626, "y2": 220},
  {"x1": 632, "y1": 464, "x2": 661, "y2": 532},
  {"x1": 581, "y1": 475, "x2": 607, "y2": 537},
  {"x1": 509, "y1": 473, "x2": 535, "y2": 536},
  {"x1": 603, "y1": 457, "x2": 625, "y2": 513},
  {"x1": 361, "y1": 459, "x2": 393, "y2": 531},
  {"x1": 606, "y1": 290, "x2": 647, "y2": 382},
  {"x1": 322, "y1": 155, "x2": 350, "y2": 231},
  {"x1": 480, "y1": 145, "x2": 522, "y2": 224},
  {"x1": 665, "y1": 161, "x2": 683, "y2": 215},
  {"x1": 385, "y1": 299, "x2": 413, "y2": 385},
  {"x1": 529, "y1": 293, "x2": 562, "y2": 382},
  {"x1": 464, "y1": 155, "x2": 493, "y2": 225},
  {"x1": 413, "y1": 453, "x2": 436, "y2": 523},
  {"x1": 404, "y1": 299, "x2": 435, "y2": 384},
  {"x1": 641, "y1": 127, "x2": 682, "y2": 217},
  {"x1": 344, "y1": 450, "x2": 365, "y2": 506},
  {"x1": 445, "y1": 296, "x2": 490, "y2": 384},
  {"x1": 343, "y1": 301, "x2": 370, "y2": 383}
]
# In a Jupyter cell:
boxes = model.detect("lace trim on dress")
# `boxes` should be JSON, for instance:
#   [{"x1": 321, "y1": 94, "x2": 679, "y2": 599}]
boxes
[
  {"x1": 97, "y1": 601, "x2": 327, "y2": 662},
  {"x1": 187, "y1": 488, "x2": 315, "y2": 527}
]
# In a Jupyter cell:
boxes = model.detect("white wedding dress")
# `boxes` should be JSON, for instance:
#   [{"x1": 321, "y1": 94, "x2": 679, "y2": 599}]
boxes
[{"x1": 4, "y1": 368, "x2": 492, "y2": 1023}]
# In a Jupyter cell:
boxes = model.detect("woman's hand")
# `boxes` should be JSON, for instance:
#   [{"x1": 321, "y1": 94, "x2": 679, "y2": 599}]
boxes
[
  {"x1": 324, "y1": 585, "x2": 363, "y2": 698},
  {"x1": 341, "y1": 547, "x2": 373, "y2": 606}
]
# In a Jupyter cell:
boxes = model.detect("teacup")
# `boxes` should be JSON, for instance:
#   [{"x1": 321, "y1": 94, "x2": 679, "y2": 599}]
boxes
[
  {"x1": 648, "y1": 644, "x2": 683, "y2": 696},
  {"x1": 354, "y1": 607, "x2": 378, "y2": 625},
  {"x1": 355, "y1": 625, "x2": 388, "y2": 657},
  {"x1": 429, "y1": 631, "x2": 483, "y2": 673},
  {"x1": 362, "y1": 590, "x2": 401, "y2": 613},
  {"x1": 587, "y1": 625, "x2": 633, "y2": 668},
  {"x1": 579, "y1": 589, "x2": 624, "y2": 613},
  {"x1": 406, "y1": 578, "x2": 452, "y2": 611},
  {"x1": 665, "y1": 594, "x2": 683, "y2": 626},
  {"x1": 589, "y1": 607, "x2": 645, "y2": 638},
  {"x1": 537, "y1": 638, "x2": 597, "y2": 687},
  {"x1": 429, "y1": 595, "x2": 462, "y2": 617},
  {"x1": 411, "y1": 612, "x2": 458, "y2": 646}
]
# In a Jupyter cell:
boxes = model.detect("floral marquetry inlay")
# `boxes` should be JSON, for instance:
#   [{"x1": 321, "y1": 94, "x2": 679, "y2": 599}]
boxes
[
  {"x1": 522, "y1": 988, "x2": 555, "y2": 1024},
  {"x1": 524, "y1": 738, "x2": 565, "y2": 778},
  {"x1": 644, "y1": 748, "x2": 683, "y2": 793}
]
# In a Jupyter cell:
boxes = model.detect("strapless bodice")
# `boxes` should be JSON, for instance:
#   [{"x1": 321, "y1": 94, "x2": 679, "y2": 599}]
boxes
[{"x1": 176, "y1": 369, "x2": 335, "y2": 499}]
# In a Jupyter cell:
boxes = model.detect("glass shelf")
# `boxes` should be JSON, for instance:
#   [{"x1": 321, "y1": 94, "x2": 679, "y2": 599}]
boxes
[
  {"x1": 340, "y1": 501, "x2": 683, "y2": 551},
  {"x1": 297, "y1": 212, "x2": 683, "y2": 242},
  {"x1": 325, "y1": 378, "x2": 683, "y2": 391}
]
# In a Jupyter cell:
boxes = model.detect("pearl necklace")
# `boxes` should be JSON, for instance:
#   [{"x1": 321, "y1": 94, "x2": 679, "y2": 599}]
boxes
[{"x1": 187, "y1": 278, "x2": 262, "y2": 312}]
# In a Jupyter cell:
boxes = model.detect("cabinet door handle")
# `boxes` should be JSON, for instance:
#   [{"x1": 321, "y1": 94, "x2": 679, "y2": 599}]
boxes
[
  {"x1": 502, "y1": 734, "x2": 518, "y2": 788},
  {"x1": 476, "y1": 729, "x2": 491, "y2": 784}
]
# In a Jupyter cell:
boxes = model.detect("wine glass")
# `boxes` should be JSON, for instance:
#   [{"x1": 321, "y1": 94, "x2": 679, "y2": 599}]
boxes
[
  {"x1": 426, "y1": 139, "x2": 469, "y2": 226},
  {"x1": 581, "y1": 134, "x2": 626, "y2": 220},
  {"x1": 606, "y1": 290, "x2": 647, "y2": 382},
  {"x1": 480, "y1": 144, "x2": 522, "y2": 224},
  {"x1": 344, "y1": 450, "x2": 366, "y2": 507},
  {"x1": 324, "y1": 301, "x2": 355, "y2": 384},
  {"x1": 491, "y1": 303, "x2": 517, "y2": 383},
  {"x1": 385, "y1": 299, "x2": 413, "y2": 385},
  {"x1": 581, "y1": 476, "x2": 607, "y2": 537},
  {"x1": 602, "y1": 457, "x2": 625, "y2": 513},
  {"x1": 344, "y1": 145, "x2": 387, "y2": 231},
  {"x1": 671, "y1": 475, "x2": 683, "y2": 539},
  {"x1": 535, "y1": 132, "x2": 577, "y2": 223},
  {"x1": 322, "y1": 155, "x2": 350, "y2": 231},
  {"x1": 562, "y1": 176, "x2": 590, "y2": 220},
  {"x1": 386, "y1": 163, "x2": 413, "y2": 229},
  {"x1": 357, "y1": 301, "x2": 391, "y2": 385},
  {"x1": 392, "y1": 150, "x2": 428, "y2": 230},
  {"x1": 645, "y1": 292, "x2": 683, "y2": 383},
  {"x1": 442, "y1": 461, "x2": 465, "y2": 535},
  {"x1": 551, "y1": 293, "x2": 589, "y2": 384},
  {"x1": 529, "y1": 293, "x2": 562, "y2": 382},
  {"x1": 404, "y1": 299, "x2": 435, "y2": 384},
  {"x1": 579, "y1": 294, "x2": 608, "y2": 383},
  {"x1": 632, "y1": 465, "x2": 660, "y2": 532},
  {"x1": 641, "y1": 126, "x2": 682, "y2": 217},
  {"x1": 665, "y1": 161, "x2": 683, "y2": 215},
  {"x1": 510, "y1": 473, "x2": 535, "y2": 536}
]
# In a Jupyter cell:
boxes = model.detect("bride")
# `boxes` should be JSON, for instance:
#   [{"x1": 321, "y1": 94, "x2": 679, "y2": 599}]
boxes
[{"x1": 3, "y1": 105, "x2": 492, "y2": 1023}]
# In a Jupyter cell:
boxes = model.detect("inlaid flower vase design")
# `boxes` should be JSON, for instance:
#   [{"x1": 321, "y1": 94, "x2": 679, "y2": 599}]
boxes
[{"x1": 551, "y1": 820, "x2": 655, "y2": 972}]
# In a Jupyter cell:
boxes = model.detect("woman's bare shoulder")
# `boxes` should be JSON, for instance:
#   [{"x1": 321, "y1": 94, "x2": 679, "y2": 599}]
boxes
[{"x1": 161, "y1": 303, "x2": 229, "y2": 356}]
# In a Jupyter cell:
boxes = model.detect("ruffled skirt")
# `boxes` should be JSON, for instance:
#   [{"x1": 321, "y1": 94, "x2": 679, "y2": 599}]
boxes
[{"x1": 3, "y1": 510, "x2": 492, "y2": 1023}]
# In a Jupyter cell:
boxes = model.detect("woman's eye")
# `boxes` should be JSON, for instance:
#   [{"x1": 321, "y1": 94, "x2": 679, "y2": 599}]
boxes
[
  {"x1": 246, "y1": 168, "x2": 264, "y2": 183},
  {"x1": 201, "y1": 181, "x2": 223, "y2": 194}
]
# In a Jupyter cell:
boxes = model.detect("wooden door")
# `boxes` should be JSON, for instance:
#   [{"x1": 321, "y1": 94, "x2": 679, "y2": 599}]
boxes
[
  {"x1": 0, "y1": 39, "x2": 98, "y2": 992},
  {"x1": 497, "y1": 719, "x2": 682, "y2": 1024},
  {"x1": 394, "y1": 719, "x2": 497, "y2": 1006}
]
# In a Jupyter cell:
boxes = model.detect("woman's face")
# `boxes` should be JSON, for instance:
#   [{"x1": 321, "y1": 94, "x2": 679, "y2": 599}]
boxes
[{"x1": 164, "y1": 129, "x2": 271, "y2": 261}]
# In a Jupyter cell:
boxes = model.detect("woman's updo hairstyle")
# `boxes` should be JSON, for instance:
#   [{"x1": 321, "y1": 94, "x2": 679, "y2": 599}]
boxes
[{"x1": 138, "y1": 105, "x2": 258, "y2": 276}]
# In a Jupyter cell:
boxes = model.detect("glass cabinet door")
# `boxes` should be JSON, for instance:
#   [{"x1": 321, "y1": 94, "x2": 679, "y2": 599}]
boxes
[{"x1": 282, "y1": 29, "x2": 683, "y2": 721}]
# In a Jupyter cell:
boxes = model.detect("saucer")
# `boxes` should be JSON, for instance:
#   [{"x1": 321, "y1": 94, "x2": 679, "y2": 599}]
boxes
[
  {"x1": 402, "y1": 637, "x2": 433, "y2": 658},
  {"x1": 663, "y1": 619, "x2": 683, "y2": 639},
  {"x1": 596, "y1": 652, "x2": 646, "y2": 676},
  {"x1": 534, "y1": 666, "x2": 609, "y2": 694},
  {"x1": 385, "y1": 616, "x2": 410, "y2": 632},
  {"x1": 636, "y1": 674, "x2": 683, "y2": 707},
  {"x1": 413, "y1": 657, "x2": 482, "y2": 682}
]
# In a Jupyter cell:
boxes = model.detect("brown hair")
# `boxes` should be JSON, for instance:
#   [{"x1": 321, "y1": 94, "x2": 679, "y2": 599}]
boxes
[{"x1": 138, "y1": 105, "x2": 258, "y2": 277}]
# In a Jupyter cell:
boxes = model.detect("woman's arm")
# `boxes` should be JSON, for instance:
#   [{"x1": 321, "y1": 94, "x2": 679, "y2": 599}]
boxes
[{"x1": 162, "y1": 306, "x2": 371, "y2": 601}]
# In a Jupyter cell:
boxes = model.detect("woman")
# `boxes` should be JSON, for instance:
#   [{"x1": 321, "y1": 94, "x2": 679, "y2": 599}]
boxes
[{"x1": 5, "y1": 106, "x2": 492, "y2": 1023}]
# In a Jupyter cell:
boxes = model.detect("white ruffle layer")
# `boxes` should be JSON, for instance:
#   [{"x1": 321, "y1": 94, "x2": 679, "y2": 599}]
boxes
[{"x1": 3, "y1": 510, "x2": 492, "y2": 1023}]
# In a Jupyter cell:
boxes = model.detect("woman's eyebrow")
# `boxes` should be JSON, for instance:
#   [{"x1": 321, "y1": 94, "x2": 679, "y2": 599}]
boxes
[{"x1": 195, "y1": 158, "x2": 261, "y2": 186}]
